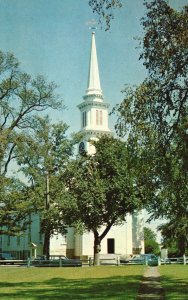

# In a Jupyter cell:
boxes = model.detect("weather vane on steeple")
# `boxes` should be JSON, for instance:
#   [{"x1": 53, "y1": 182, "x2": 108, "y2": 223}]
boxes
[{"x1": 86, "y1": 19, "x2": 97, "y2": 31}]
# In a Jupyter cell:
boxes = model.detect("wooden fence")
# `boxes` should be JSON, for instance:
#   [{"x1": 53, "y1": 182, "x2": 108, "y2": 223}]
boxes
[{"x1": 0, "y1": 255, "x2": 187, "y2": 267}]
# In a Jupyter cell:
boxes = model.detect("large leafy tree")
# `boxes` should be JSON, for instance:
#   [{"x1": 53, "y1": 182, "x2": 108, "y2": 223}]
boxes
[
  {"x1": 16, "y1": 116, "x2": 79, "y2": 259},
  {"x1": 112, "y1": 0, "x2": 188, "y2": 253},
  {"x1": 62, "y1": 135, "x2": 147, "y2": 265},
  {"x1": 0, "y1": 50, "x2": 64, "y2": 235},
  {"x1": 0, "y1": 51, "x2": 63, "y2": 176}
]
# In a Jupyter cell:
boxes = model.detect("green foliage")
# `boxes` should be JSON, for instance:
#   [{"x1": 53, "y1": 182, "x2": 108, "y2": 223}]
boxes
[
  {"x1": 0, "y1": 177, "x2": 33, "y2": 235},
  {"x1": 112, "y1": 0, "x2": 188, "y2": 254},
  {"x1": 0, "y1": 50, "x2": 63, "y2": 175},
  {"x1": 145, "y1": 239, "x2": 160, "y2": 255},
  {"x1": 63, "y1": 135, "x2": 145, "y2": 231},
  {"x1": 159, "y1": 222, "x2": 188, "y2": 256},
  {"x1": 15, "y1": 116, "x2": 79, "y2": 257},
  {"x1": 144, "y1": 227, "x2": 157, "y2": 241},
  {"x1": 62, "y1": 135, "x2": 147, "y2": 264},
  {"x1": 0, "y1": 50, "x2": 64, "y2": 236},
  {"x1": 144, "y1": 227, "x2": 160, "y2": 255},
  {"x1": 164, "y1": 242, "x2": 180, "y2": 258},
  {"x1": 89, "y1": 0, "x2": 122, "y2": 30}
]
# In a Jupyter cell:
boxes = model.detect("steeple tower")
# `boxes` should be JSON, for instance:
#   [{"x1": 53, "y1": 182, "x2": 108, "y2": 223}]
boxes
[{"x1": 78, "y1": 32, "x2": 111, "y2": 155}]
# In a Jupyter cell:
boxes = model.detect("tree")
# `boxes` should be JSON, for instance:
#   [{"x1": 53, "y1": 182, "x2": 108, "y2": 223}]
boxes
[
  {"x1": 112, "y1": 0, "x2": 188, "y2": 254},
  {"x1": 0, "y1": 50, "x2": 64, "y2": 235},
  {"x1": 144, "y1": 227, "x2": 157, "y2": 241},
  {"x1": 62, "y1": 135, "x2": 147, "y2": 265},
  {"x1": 89, "y1": 0, "x2": 122, "y2": 30},
  {"x1": 0, "y1": 177, "x2": 34, "y2": 236},
  {"x1": 144, "y1": 227, "x2": 160, "y2": 255},
  {"x1": 158, "y1": 220, "x2": 188, "y2": 256},
  {"x1": 15, "y1": 116, "x2": 79, "y2": 259},
  {"x1": 0, "y1": 50, "x2": 63, "y2": 176}
]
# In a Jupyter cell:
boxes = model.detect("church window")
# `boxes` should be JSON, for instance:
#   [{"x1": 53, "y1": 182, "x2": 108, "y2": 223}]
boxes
[
  {"x1": 96, "y1": 110, "x2": 102, "y2": 125},
  {"x1": 100, "y1": 110, "x2": 102, "y2": 125},
  {"x1": 96, "y1": 110, "x2": 99, "y2": 125},
  {"x1": 83, "y1": 111, "x2": 87, "y2": 127}
]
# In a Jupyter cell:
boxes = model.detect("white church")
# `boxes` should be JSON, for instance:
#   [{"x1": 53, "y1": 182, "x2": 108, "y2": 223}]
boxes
[
  {"x1": 1, "y1": 32, "x2": 144, "y2": 260},
  {"x1": 66, "y1": 32, "x2": 144, "y2": 259}
]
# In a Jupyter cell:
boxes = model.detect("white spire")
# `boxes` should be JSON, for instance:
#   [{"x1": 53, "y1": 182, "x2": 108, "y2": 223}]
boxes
[{"x1": 86, "y1": 32, "x2": 102, "y2": 97}]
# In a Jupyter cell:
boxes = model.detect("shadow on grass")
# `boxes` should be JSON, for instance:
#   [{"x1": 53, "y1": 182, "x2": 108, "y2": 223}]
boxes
[
  {"x1": 160, "y1": 275, "x2": 188, "y2": 300},
  {"x1": 0, "y1": 275, "x2": 142, "y2": 300},
  {"x1": 137, "y1": 275, "x2": 165, "y2": 299}
]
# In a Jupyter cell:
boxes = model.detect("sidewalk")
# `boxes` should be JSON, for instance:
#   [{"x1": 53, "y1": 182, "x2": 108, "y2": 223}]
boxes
[{"x1": 137, "y1": 266, "x2": 165, "y2": 299}]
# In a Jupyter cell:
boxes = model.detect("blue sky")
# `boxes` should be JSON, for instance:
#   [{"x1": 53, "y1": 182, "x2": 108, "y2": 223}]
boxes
[
  {"x1": 0, "y1": 0, "x2": 187, "y2": 132},
  {"x1": 0, "y1": 0, "x2": 187, "y2": 237},
  {"x1": 0, "y1": 0, "x2": 146, "y2": 133}
]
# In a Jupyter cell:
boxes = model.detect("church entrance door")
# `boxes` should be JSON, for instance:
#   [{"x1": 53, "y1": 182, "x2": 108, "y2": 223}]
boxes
[{"x1": 107, "y1": 238, "x2": 115, "y2": 254}]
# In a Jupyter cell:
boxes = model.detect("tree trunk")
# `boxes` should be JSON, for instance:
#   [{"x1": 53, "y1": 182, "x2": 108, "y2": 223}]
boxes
[
  {"x1": 43, "y1": 231, "x2": 50, "y2": 260},
  {"x1": 93, "y1": 218, "x2": 116, "y2": 266},
  {"x1": 178, "y1": 236, "x2": 186, "y2": 257},
  {"x1": 93, "y1": 231, "x2": 101, "y2": 266}
]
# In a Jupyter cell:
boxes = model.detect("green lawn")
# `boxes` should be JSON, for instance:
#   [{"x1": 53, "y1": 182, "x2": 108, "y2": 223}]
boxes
[
  {"x1": 0, "y1": 265, "x2": 145, "y2": 300},
  {"x1": 159, "y1": 265, "x2": 188, "y2": 300}
]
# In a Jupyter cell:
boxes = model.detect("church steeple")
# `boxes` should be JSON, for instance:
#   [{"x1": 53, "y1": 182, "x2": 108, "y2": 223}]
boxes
[
  {"x1": 77, "y1": 32, "x2": 111, "y2": 155},
  {"x1": 86, "y1": 32, "x2": 102, "y2": 97}
]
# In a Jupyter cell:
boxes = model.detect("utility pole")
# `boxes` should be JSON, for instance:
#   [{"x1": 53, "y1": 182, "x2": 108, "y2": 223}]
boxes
[
  {"x1": 0, "y1": 202, "x2": 5, "y2": 252},
  {"x1": 43, "y1": 171, "x2": 50, "y2": 259},
  {"x1": 46, "y1": 172, "x2": 50, "y2": 210}
]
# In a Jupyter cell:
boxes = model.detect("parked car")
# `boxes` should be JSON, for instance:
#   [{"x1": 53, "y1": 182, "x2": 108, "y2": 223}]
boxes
[
  {"x1": 53, "y1": 255, "x2": 82, "y2": 267},
  {"x1": 34, "y1": 255, "x2": 46, "y2": 261},
  {"x1": 129, "y1": 255, "x2": 145, "y2": 264},
  {"x1": 120, "y1": 255, "x2": 146, "y2": 264},
  {"x1": 128, "y1": 254, "x2": 159, "y2": 266},
  {"x1": 119, "y1": 255, "x2": 132, "y2": 264},
  {"x1": 141, "y1": 254, "x2": 159, "y2": 266},
  {"x1": 0, "y1": 252, "x2": 16, "y2": 264},
  {"x1": 33, "y1": 255, "x2": 82, "y2": 267}
]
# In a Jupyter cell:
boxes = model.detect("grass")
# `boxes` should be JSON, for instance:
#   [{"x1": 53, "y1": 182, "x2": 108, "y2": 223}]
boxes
[
  {"x1": 159, "y1": 265, "x2": 188, "y2": 300},
  {"x1": 0, "y1": 265, "x2": 145, "y2": 300}
]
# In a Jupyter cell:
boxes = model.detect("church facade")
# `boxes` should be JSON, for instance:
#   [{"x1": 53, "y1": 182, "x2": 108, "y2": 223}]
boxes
[{"x1": 1, "y1": 32, "x2": 144, "y2": 260}]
